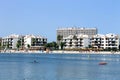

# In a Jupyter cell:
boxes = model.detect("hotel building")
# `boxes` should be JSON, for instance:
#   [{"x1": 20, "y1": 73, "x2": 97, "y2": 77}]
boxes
[
  {"x1": 2, "y1": 34, "x2": 22, "y2": 49},
  {"x1": 91, "y1": 33, "x2": 120, "y2": 49},
  {"x1": 63, "y1": 34, "x2": 90, "y2": 49},
  {"x1": 1, "y1": 34, "x2": 47, "y2": 50},
  {"x1": 24, "y1": 34, "x2": 47, "y2": 50},
  {"x1": 57, "y1": 27, "x2": 98, "y2": 39}
]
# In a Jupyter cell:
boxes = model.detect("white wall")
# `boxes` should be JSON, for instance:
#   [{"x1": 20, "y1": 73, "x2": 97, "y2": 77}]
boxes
[
  {"x1": 83, "y1": 38, "x2": 90, "y2": 48},
  {"x1": 12, "y1": 38, "x2": 19, "y2": 49},
  {"x1": 24, "y1": 38, "x2": 31, "y2": 48}
]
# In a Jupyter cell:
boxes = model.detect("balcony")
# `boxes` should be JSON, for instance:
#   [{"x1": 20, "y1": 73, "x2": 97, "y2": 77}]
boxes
[
  {"x1": 72, "y1": 43, "x2": 77, "y2": 46},
  {"x1": 66, "y1": 40, "x2": 71, "y2": 42},
  {"x1": 72, "y1": 40, "x2": 77, "y2": 42},
  {"x1": 66, "y1": 43, "x2": 70, "y2": 46}
]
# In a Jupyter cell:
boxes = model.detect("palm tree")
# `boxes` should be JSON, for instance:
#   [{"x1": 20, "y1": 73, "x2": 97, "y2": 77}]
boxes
[
  {"x1": 60, "y1": 42, "x2": 65, "y2": 50},
  {"x1": 57, "y1": 35, "x2": 63, "y2": 49},
  {"x1": 57, "y1": 35, "x2": 63, "y2": 41}
]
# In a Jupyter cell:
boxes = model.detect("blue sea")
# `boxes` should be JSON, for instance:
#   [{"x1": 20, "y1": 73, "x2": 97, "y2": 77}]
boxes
[{"x1": 0, "y1": 53, "x2": 120, "y2": 80}]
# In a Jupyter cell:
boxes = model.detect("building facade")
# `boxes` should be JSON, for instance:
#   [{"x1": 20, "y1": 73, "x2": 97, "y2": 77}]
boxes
[
  {"x1": 91, "y1": 33, "x2": 120, "y2": 49},
  {"x1": 24, "y1": 34, "x2": 47, "y2": 50},
  {"x1": 2, "y1": 34, "x2": 22, "y2": 49},
  {"x1": 57, "y1": 27, "x2": 98, "y2": 40},
  {"x1": 1, "y1": 34, "x2": 47, "y2": 50},
  {"x1": 63, "y1": 34, "x2": 90, "y2": 49}
]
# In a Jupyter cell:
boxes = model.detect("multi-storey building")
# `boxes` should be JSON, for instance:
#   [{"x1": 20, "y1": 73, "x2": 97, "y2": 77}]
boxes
[
  {"x1": 24, "y1": 34, "x2": 47, "y2": 50},
  {"x1": 63, "y1": 34, "x2": 90, "y2": 49},
  {"x1": 91, "y1": 33, "x2": 120, "y2": 49},
  {"x1": 2, "y1": 34, "x2": 22, "y2": 49},
  {"x1": 57, "y1": 27, "x2": 98, "y2": 41},
  {"x1": 2, "y1": 34, "x2": 47, "y2": 50}
]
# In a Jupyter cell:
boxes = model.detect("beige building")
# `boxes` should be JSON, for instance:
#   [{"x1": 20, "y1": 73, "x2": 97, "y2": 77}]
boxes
[{"x1": 57, "y1": 27, "x2": 98, "y2": 39}]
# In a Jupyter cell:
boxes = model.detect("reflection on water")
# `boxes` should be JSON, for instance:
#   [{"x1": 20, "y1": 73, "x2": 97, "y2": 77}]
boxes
[{"x1": 0, "y1": 53, "x2": 120, "y2": 80}]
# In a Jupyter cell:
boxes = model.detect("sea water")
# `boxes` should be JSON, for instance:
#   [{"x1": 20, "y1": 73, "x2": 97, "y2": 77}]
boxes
[{"x1": 0, "y1": 53, "x2": 120, "y2": 80}]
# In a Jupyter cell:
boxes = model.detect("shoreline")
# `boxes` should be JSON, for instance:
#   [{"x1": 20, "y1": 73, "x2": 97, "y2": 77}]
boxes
[
  {"x1": 1, "y1": 50, "x2": 120, "y2": 54},
  {"x1": 51, "y1": 50, "x2": 119, "y2": 54}
]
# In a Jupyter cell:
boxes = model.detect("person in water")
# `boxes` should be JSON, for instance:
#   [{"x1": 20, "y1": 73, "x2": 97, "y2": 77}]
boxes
[{"x1": 34, "y1": 60, "x2": 37, "y2": 63}]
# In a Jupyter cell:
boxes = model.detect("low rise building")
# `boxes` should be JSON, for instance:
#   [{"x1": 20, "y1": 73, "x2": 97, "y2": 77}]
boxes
[
  {"x1": 91, "y1": 33, "x2": 120, "y2": 50},
  {"x1": 24, "y1": 34, "x2": 47, "y2": 50},
  {"x1": 2, "y1": 34, "x2": 22, "y2": 49},
  {"x1": 2, "y1": 34, "x2": 47, "y2": 50},
  {"x1": 63, "y1": 34, "x2": 90, "y2": 49}
]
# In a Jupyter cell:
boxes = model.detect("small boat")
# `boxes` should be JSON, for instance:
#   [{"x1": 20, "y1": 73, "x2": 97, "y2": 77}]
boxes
[{"x1": 99, "y1": 62, "x2": 107, "y2": 65}]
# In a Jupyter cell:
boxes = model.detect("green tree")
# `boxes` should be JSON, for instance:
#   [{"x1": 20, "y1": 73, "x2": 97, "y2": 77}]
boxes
[
  {"x1": 0, "y1": 42, "x2": 1, "y2": 51},
  {"x1": 51, "y1": 41, "x2": 58, "y2": 50},
  {"x1": 27, "y1": 44, "x2": 30, "y2": 49},
  {"x1": 57, "y1": 35, "x2": 63, "y2": 49},
  {"x1": 16, "y1": 39, "x2": 21, "y2": 50},
  {"x1": 60, "y1": 42, "x2": 65, "y2": 50},
  {"x1": 31, "y1": 38, "x2": 36, "y2": 46},
  {"x1": 16, "y1": 44, "x2": 20, "y2": 50},
  {"x1": 45, "y1": 41, "x2": 59, "y2": 50},
  {"x1": 119, "y1": 45, "x2": 120, "y2": 51},
  {"x1": 57, "y1": 35, "x2": 63, "y2": 41},
  {"x1": 112, "y1": 47, "x2": 117, "y2": 51},
  {"x1": 32, "y1": 38, "x2": 36, "y2": 42},
  {"x1": 6, "y1": 42, "x2": 9, "y2": 49},
  {"x1": 88, "y1": 45, "x2": 92, "y2": 48}
]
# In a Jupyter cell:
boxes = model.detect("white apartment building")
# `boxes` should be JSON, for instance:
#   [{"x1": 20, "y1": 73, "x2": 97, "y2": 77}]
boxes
[
  {"x1": 2, "y1": 34, "x2": 47, "y2": 50},
  {"x1": 63, "y1": 34, "x2": 90, "y2": 49},
  {"x1": 2, "y1": 34, "x2": 22, "y2": 49},
  {"x1": 91, "y1": 33, "x2": 120, "y2": 49},
  {"x1": 57, "y1": 27, "x2": 97, "y2": 39},
  {"x1": 24, "y1": 34, "x2": 47, "y2": 50}
]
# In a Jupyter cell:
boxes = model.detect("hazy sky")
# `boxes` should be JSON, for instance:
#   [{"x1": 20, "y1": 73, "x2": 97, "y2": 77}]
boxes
[{"x1": 0, "y1": 0, "x2": 120, "y2": 42}]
